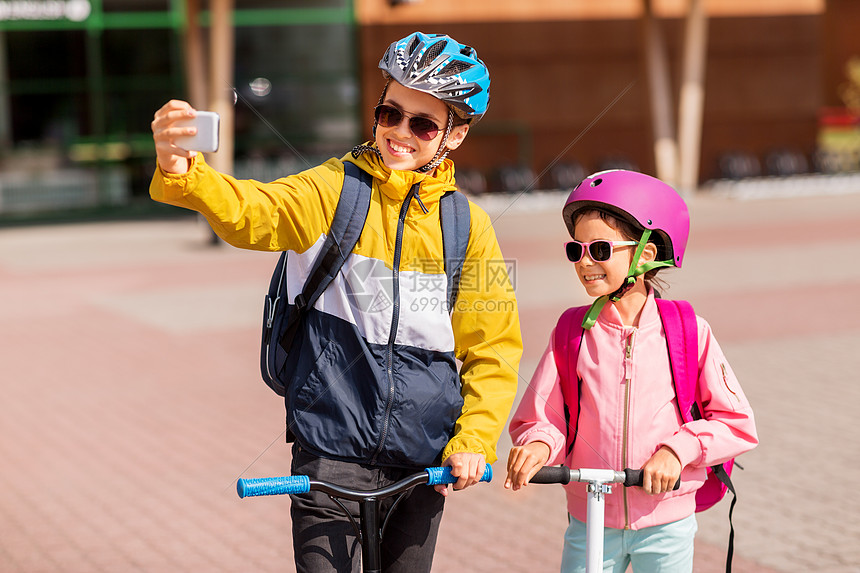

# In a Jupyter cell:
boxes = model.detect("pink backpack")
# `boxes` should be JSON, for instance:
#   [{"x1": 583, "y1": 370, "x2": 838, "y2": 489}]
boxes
[{"x1": 554, "y1": 299, "x2": 737, "y2": 572}]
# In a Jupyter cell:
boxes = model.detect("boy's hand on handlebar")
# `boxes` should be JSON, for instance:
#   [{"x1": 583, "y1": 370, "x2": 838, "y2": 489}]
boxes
[
  {"x1": 151, "y1": 99, "x2": 198, "y2": 175},
  {"x1": 640, "y1": 446, "x2": 682, "y2": 495},
  {"x1": 434, "y1": 452, "x2": 486, "y2": 496},
  {"x1": 504, "y1": 441, "x2": 550, "y2": 491}
]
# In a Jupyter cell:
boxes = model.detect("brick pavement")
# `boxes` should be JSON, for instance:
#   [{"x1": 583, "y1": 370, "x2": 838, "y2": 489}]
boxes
[{"x1": 1, "y1": 189, "x2": 859, "y2": 572}]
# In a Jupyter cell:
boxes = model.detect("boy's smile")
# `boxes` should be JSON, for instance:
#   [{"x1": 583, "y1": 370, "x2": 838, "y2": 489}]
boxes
[{"x1": 386, "y1": 138, "x2": 416, "y2": 157}]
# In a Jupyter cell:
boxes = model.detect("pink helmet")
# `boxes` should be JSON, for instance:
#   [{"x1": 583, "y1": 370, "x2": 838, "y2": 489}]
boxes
[{"x1": 562, "y1": 170, "x2": 690, "y2": 267}]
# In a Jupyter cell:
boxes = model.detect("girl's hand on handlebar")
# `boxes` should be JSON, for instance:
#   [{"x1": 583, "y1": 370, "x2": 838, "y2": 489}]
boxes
[
  {"x1": 434, "y1": 452, "x2": 486, "y2": 496},
  {"x1": 151, "y1": 99, "x2": 199, "y2": 175},
  {"x1": 504, "y1": 441, "x2": 550, "y2": 491},
  {"x1": 640, "y1": 446, "x2": 682, "y2": 495}
]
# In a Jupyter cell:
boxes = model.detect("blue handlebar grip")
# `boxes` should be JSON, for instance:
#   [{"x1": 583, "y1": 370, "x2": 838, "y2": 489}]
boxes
[
  {"x1": 237, "y1": 475, "x2": 311, "y2": 498},
  {"x1": 425, "y1": 465, "x2": 493, "y2": 485}
]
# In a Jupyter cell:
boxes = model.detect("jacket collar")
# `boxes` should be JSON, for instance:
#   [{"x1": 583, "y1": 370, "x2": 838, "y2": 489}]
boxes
[
  {"x1": 343, "y1": 144, "x2": 458, "y2": 205},
  {"x1": 600, "y1": 289, "x2": 661, "y2": 330}
]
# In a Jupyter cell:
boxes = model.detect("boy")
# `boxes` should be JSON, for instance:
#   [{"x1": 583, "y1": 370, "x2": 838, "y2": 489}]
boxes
[{"x1": 150, "y1": 32, "x2": 521, "y2": 572}]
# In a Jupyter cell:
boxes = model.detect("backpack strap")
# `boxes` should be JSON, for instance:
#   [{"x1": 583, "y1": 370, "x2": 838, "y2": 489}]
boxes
[
  {"x1": 656, "y1": 298, "x2": 737, "y2": 573},
  {"x1": 714, "y1": 463, "x2": 737, "y2": 573},
  {"x1": 439, "y1": 190, "x2": 470, "y2": 310},
  {"x1": 278, "y1": 161, "x2": 372, "y2": 351},
  {"x1": 553, "y1": 306, "x2": 589, "y2": 455},
  {"x1": 655, "y1": 299, "x2": 699, "y2": 423}
]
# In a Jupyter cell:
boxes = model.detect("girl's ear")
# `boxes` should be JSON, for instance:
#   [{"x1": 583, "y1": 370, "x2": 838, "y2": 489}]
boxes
[
  {"x1": 639, "y1": 241, "x2": 658, "y2": 266},
  {"x1": 444, "y1": 123, "x2": 470, "y2": 151}
]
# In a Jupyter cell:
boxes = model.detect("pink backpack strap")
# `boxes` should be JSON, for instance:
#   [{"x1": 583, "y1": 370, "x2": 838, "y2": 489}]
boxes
[
  {"x1": 553, "y1": 306, "x2": 589, "y2": 451},
  {"x1": 657, "y1": 298, "x2": 738, "y2": 573},
  {"x1": 655, "y1": 298, "x2": 700, "y2": 422}
]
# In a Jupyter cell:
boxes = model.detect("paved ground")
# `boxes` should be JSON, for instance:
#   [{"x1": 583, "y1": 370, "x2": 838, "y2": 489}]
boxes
[{"x1": 2, "y1": 186, "x2": 859, "y2": 572}]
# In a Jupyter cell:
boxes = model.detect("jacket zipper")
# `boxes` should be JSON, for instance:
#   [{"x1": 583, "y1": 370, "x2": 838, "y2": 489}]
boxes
[
  {"x1": 721, "y1": 363, "x2": 740, "y2": 402},
  {"x1": 264, "y1": 257, "x2": 288, "y2": 382},
  {"x1": 370, "y1": 183, "x2": 419, "y2": 465},
  {"x1": 414, "y1": 189, "x2": 429, "y2": 214},
  {"x1": 622, "y1": 329, "x2": 635, "y2": 529}
]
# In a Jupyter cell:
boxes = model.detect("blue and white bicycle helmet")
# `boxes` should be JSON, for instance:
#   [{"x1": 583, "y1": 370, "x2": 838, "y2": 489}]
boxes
[{"x1": 379, "y1": 32, "x2": 490, "y2": 123}]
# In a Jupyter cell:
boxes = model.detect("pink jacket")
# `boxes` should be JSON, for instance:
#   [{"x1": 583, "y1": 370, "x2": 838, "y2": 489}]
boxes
[{"x1": 509, "y1": 291, "x2": 758, "y2": 529}]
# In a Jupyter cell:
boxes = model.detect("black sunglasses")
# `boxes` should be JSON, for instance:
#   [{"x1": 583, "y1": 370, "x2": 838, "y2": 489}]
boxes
[
  {"x1": 374, "y1": 104, "x2": 441, "y2": 141},
  {"x1": 565, "y1": 240, "x2": 639, "y2": 263}
]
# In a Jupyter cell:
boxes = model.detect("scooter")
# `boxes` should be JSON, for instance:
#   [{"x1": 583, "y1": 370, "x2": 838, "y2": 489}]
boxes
[
  {"x1": 237, "y1": 465, "x2": 492, "y2": 573},
  {"x1": 530, "y1": 466, "x2": 679, "y2": 573}
]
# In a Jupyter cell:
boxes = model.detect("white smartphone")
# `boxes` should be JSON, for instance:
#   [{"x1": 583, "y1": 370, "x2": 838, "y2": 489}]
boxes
[{"x1": 174, "y1": 111, "x2": 220, "y2": 153}]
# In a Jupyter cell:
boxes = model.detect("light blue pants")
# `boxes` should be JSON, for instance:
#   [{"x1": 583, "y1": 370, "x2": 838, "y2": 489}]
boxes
[{"x1": 560, "y1": 514, "x2": 697, "y2": 573}]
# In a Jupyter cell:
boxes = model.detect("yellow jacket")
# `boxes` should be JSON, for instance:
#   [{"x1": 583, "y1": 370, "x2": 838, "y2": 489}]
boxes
[{"x1": 151, "y1": 149, "x2": 522, "y2": 467}]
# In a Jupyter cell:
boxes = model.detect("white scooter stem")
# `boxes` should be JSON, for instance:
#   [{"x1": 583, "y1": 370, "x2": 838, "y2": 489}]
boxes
[
  {"x1": 530, "y1": 467, "x2": 678, "y2": 573},
  {"x1": 586, "y1": 480, "x2": 611, "y2": 572}
]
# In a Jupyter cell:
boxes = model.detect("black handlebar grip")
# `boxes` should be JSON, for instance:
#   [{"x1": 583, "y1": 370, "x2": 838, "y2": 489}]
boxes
[
  {"x1": 529, "y1": 466, "x2": 572, "y2": 485},
  {"x1": 624, "y1": 468, "x2": 643, "y2": 487},
  {"x1": 623, "y1": 468, "x2": 680, "y2": 490}
]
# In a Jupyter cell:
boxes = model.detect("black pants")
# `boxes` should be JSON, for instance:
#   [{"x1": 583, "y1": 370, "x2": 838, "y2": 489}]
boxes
[{"x1": 290, "y1": 444, "x2": 445, "y2": 573}]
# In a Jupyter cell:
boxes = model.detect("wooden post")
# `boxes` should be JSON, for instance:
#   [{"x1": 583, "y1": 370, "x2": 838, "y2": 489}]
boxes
[
  {"x1": 184, "y1": 0, "x2": 207, "y2": 110},
  {"x1": 677, "y1": 0, "x2": 708, "y2": 196},
  {"x1": 642, "y1": 0, "x2": 679, "y2": 186},
  {"x1": 207, "y1": 0, "x2": 235, "y2": 174}
]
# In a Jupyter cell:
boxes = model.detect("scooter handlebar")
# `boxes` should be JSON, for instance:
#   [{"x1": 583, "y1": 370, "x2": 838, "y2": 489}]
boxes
[
  {"x1": 237, "y1": 465, "x2": 492, "y2": 500},
  {"x1": 529, "y1": 466, "x2": 680, "y2": 490}
]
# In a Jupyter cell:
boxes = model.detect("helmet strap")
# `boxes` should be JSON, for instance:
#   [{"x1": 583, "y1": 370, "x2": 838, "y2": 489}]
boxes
[
  {"x1": 416, "y1": 108, "x2": 454, "y2": 173},
  {"x1": 580, "y1": 230, "x2": 672, "y2": 329},
  {"x1": 351, "y1": 142, "x2": 383, "y2": 161},
  {"x1": 371, "y1": 79, "x2": 392, "y2": 140}
]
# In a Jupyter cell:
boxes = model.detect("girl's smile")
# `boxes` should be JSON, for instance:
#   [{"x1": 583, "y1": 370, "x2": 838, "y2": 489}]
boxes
[{"x1": 582, "y1": 272, "x2": 607, "y2": 282}]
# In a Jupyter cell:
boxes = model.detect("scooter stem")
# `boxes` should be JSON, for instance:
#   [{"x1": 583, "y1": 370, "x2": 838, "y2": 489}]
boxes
[{"x1": 586, "y1": 480, "x2": 613, "y2": 573}]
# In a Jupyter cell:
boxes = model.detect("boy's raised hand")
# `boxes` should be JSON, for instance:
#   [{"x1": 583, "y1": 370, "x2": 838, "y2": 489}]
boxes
[
  {"x1": 151, "y1": 99, "x2": 199, "y2": 175},
  {"x1": 504, "y1": 441, "x2": 550, "y2": 491}
]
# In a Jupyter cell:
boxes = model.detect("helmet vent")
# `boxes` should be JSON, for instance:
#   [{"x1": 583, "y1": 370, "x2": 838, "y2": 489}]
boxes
[
  {"x1": 419, "y1": 40, "x2": 446, "y2": 69},
  {"x1": 407, "y1": 35, "x2": 421, "y2": 56},
  {"x1": 438, "y1": 60, "x2": 474, "y2": 76},
  {"x1": 591, "y1": 178, "x2": 603, "y2": 187}
]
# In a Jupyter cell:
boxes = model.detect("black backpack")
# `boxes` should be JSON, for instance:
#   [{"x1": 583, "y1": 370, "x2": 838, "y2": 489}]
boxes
[{"x1": 260, "y1": 161, "x2": 471, "y2": 397}]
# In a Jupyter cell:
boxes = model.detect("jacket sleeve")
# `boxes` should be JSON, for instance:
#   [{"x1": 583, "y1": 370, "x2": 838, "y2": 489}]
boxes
[
  {"x1": 661, "y1": 316, "x2": 759, "y2": 469},
  {"x1": 149, "y1": 153, "x2": 342, "y2": 253},
  {"x1": 508, "y1": 331, "x2": 569, "y2": 467},
  {"x1": 443, "y1": 205, "x2": 523, "y2": 465}
]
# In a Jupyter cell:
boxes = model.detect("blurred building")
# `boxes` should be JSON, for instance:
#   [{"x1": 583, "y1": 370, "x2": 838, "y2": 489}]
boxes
[
  {"x1": 0, "y1": 0, "x2": 358, "y2": 216},
  {"x1": 0, "y1": 0, "x2": 858, "y2": 216},
  {"x1": 358, "y1": 0, "x2": 860, "y2": 191}
]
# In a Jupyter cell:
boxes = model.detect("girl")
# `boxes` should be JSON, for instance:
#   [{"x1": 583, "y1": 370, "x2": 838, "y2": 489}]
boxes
[
  {"x1": 151, "y1": 32, "x2": 521, "y2": 573},
  {"x1": 504, "y1": 170, "x2": 757, "y2": 573}
]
